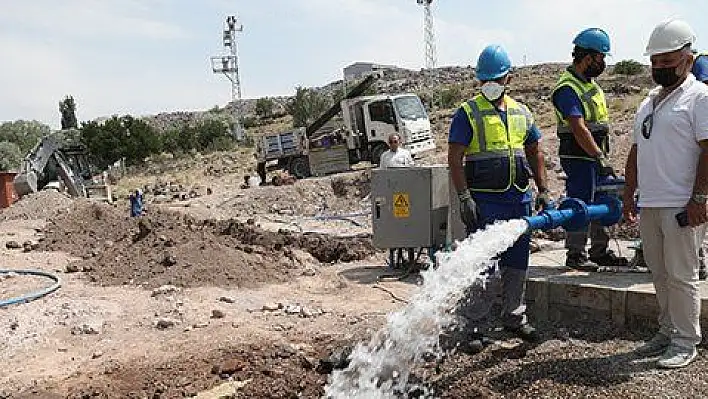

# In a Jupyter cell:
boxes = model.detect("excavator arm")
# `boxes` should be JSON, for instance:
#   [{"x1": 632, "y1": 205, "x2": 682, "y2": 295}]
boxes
[
  {"x1": 13, "y1": 135, "x2": 86, "y2": 198},
  {"x1": 305, "y1": 71, "x2": 381, "y2": 141}
]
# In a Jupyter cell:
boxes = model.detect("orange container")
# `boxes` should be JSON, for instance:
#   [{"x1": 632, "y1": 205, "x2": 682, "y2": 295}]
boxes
[{"x1": 0, "y1": 172, "x2": 18, "y2": 208}]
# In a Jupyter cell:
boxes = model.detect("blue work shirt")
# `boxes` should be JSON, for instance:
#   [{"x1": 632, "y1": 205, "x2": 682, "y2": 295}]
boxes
[
  {"x1": 130, "y1": 193, "x2": 143, "y2": 217},
  {"x1": 448, "y1": 104, "x2": 541, "y2": 204},
  {"x1": 693, "y1": 54, "x2": 708, "y2": 82},
  {"x1": 552, "y1": 86, "x2": 584, "y2": 119}
]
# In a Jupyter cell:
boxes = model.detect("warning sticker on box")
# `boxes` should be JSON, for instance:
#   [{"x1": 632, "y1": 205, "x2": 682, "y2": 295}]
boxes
[{"x1": 393, "y1": 192, "x2": 410, "y2": 218}]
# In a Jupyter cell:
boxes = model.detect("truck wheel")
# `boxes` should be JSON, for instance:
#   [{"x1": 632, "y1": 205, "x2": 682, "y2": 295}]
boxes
[
  {"x1": 371, "y1": 143, "x2": 389, "y2": 166},
  {"x1": 288, "y1": 156, "x2": 311, "y2": 179}
]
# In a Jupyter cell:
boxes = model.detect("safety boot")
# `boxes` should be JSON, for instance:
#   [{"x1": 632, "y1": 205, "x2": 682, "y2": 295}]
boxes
[
  {"x1": 566, "y1": 254, "x2": 599, "y2": 272},
  {"x1": 504, "y1": 323, "x2": 539, "y2": 342},
  {"x1": 590, "y1": 251, "x2": 628, "y2": 267}
]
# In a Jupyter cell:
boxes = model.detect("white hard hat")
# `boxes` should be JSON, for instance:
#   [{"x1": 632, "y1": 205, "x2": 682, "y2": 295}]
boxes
[{"x1": 644, "y1": 18, "x2": 696, "y2": 56}]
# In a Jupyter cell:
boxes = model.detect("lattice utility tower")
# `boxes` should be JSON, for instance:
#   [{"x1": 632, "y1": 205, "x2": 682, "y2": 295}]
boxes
[
  {"x1": 417, "y1": 0, "x2": 437, "y2": 69},
  {"x1": 210, "y1": 15, "x2": 244, "y2": 140}
]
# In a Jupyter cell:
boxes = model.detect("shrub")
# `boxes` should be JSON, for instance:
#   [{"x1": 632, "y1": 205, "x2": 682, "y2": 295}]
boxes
[
  {"x1": 0, "y1": 120, "x2": 50, "y2": 154},
  {"x1": 436, "y1": 85, "x2": 463, "y2": 109},
  {"x1": 0, "y1": 141, "x2": 23, "y2": 171},
  {"x1": 255, "y1": 97, "x2": 275, "y2": 118},
  {"x1": 286, "y1": 87, "x2": 331, "y2": 128},
  {"x1": 613, "y1": 60, "x2": 644, "y2": 76}
]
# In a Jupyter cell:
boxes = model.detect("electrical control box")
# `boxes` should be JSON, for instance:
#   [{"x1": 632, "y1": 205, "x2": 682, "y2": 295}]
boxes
[{"x1": 371, "y1": 165, "x2": 453, "y2": 248}]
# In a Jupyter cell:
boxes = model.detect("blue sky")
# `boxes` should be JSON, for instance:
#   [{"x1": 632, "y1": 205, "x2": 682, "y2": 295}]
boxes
[{"x1": 1, "y1": 0, "x2": 705, "y2": 128}]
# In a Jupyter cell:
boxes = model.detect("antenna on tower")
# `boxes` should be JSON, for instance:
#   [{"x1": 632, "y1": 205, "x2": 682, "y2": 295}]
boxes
[
  {"x1": 210, "y1": 15, "x2": 245, "y2": 141},
  {"x1": 417, "y1": 0, "x2": 437, "y2": 69}
]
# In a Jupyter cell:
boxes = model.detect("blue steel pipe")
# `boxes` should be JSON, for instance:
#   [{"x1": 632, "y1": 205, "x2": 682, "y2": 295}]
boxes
[{"x1": 523, "y1": 195, "x2": 623, "y2": 232}]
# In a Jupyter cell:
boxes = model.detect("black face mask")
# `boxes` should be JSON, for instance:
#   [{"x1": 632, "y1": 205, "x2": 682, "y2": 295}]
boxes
[
  {"x1": 652, "y1": 66, "x2": 681, "y2": 87},
  {"x1": 584, "y1": 59, "x2": 606, "y2": 79}
]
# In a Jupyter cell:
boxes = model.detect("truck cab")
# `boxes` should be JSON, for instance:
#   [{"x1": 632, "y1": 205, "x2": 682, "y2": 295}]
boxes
[{"x1": 342, "y1": 93, "x2": 436, "y2": 164}]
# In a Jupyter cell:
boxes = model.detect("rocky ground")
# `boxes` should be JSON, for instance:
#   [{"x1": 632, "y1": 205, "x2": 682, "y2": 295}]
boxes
[{"x1": 1, "y1": 172, "x2": 700, "y2": 399}]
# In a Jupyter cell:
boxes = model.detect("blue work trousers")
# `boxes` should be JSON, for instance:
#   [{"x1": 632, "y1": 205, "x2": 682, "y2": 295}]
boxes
[
  {"x1": 468, "y1": 199, "x2": 532, "y2": 271},
  {"x1": 457, "y1": 197, "x2": 532, "y2": 330},
  {"x1": 561, "y1": 159, "x2": 609, "y2": 258}
]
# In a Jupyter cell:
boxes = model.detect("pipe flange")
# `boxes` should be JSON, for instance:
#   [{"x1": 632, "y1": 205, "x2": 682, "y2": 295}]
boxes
[
  {"x1": 593, "y1": 195, "x2": 623, "y2": 226},
  {"x1": 558, "y1": 198, "x2": 589, "y2": 232}
]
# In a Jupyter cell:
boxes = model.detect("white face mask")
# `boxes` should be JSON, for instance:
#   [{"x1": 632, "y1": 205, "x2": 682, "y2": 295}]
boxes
[{"x1": 481, "y1": 81, "x2": 506, "y2": 102}]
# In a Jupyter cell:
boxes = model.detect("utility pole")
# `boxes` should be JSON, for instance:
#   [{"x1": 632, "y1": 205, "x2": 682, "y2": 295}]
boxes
[
  {"x1": 210, "y1": 15, "x2": 244, "y2": 141},
  {"x1": 417, "y1": 0, "x2": 437, "y2": 70}
]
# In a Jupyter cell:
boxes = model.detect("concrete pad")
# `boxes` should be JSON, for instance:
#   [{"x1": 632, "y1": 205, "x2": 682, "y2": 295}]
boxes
[{"x1": 528, "y1": 239, "x2": 708, "y2": 327}]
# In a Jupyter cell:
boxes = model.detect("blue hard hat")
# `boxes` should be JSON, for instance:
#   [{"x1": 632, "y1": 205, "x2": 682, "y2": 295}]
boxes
[
  {"x1": 476, "y1": 44, "x2": 512, "y2": 81},
  {"x1": 573, "y1": 28, "x2": 611, "y2": 54}
]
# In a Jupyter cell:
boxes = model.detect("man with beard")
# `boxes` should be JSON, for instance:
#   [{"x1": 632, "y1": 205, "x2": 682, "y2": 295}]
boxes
[
  {"x1": 551, "y1": 28, "x2": 628, "y2": 271},
  {"x1": 624, "y1": 18, "x2": 708, "y2": 368}
]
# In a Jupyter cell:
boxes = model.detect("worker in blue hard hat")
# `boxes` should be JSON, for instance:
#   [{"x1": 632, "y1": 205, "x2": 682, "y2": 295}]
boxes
[
  {"x1": 692, "y1": 51, "x2": 708, "y2": 279},
  {"x1": 448, "y1": 44, "x2": 552, "y2": 351},
  {"x1": 551, "y1": 28, "x2": 628, "y2": 271},
  {"x1": 693, "y1": 51, "x2": 708, "y2": 83}
]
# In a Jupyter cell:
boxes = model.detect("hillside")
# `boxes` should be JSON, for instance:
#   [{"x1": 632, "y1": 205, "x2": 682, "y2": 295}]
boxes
[{"x1": 125, "y1": 63, "x2": 653, "y2": 200}]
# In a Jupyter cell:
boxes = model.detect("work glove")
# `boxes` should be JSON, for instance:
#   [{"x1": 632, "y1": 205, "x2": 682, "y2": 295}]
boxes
[
  {"x1": 596, "y1": 155, "x2": 615, "y2": 178},
  {"x1": 458, "y1": 189, "x2": 480, "y2": 232},
  {"x1": 535, "y1": 189, "x2": 555, "y2": 211}
]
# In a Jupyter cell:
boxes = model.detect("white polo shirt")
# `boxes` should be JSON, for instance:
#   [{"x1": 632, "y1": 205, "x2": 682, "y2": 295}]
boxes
[
  {"x1": 380, "y1": 148, "x2": 414, "y2": 168},
  {"x1": 633, "y1": 74, "x2": 708, "y2": 208}
]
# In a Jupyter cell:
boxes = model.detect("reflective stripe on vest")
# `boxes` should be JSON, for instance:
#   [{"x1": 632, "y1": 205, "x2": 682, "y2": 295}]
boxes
[
  {"x1": 552, "y1": 70, "x2": 610, "y2": 160},
  {"x1": 459, "y1": 95, "x2": 531, "y2": 193}
]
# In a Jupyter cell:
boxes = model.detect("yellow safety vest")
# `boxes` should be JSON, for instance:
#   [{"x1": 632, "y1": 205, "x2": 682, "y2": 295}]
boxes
[
  {"x1": 552, "y1": 69, "x2": 610, "y2": 160},
  {"x1": 459, "y1": 94, "x2": 532, "y2": 193}
]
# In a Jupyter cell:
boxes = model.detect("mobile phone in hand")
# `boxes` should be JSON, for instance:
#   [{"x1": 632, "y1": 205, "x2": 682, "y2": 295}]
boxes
[{"x1": 676, "y1": 210, "x2": 689, "y2": 227}]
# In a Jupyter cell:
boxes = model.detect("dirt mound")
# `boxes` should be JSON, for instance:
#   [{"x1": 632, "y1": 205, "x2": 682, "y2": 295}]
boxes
[
  {"x1": 0, "y1": 191, "x2": 74, "y2": 221},
  {"x1": 21, "y1": 342, "x2": 328, "y2": 399},
  {"x1": 215, "y1": 220, "x2": 375, "y2": 263},
  {"x1": 39, "y1": 202, "x2": 376, "y2": 289},
  {"x1": 330, "y1": 170, "x2": 371, "y2": 199}
]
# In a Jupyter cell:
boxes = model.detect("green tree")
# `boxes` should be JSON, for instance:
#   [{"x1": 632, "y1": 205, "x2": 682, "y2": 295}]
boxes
[
  {"x1": 195, "y1": 119, "x2": 230, "y2": 151},
  {"x1": 0, "y1": 141, "x2": 23, "y2": 171},
  {"x1": 177, "y1": 125, "x2": 199, "y2": 153},
  {"x1": 59, "y1": 95, "x2": 78, "y2": 129},
  {"x1": 80, "y1": 119, "x2": 124, "y2": 170},
  {"x1": 286, "y1": 87, "x2": 331, "y2": 128},
  {"x1": 613, "y1": 59, "x2": 644, "y2": 76},
  {"x1": 0, "y1": 120, "x2": 51, "y2": 154},
  {"x1": 255, "y1": 97, "x2": 275, "y2": 118},
  {"x1": 242, "y1": 116, "x2": 258, "y2": 129},
  {"x1": 121, "y1": 116, "x2": 161, "y2": 163},
  {"x1": 161, "y1": 129, "x2": 181, "y2": 154},
  {"x1": 80, "y1": 115, "x2": 161, "y2": 169},
  {"x1": 435, "y1": 85, "x2": 463, "y2": 109}
]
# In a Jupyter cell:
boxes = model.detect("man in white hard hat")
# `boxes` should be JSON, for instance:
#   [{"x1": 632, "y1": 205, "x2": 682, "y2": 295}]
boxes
[{"x1": 623, "y1": 18, "x2": 708, "y2": 369}]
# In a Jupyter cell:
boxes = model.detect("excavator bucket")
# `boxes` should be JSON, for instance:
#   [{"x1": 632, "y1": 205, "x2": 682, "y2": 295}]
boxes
[{"x1": 13, "y1": 172, "x2": 38, "y2": 197}]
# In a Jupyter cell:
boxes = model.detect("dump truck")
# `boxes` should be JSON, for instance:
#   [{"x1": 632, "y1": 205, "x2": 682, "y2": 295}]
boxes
[
  {"x1": 255, "y1": 72, "x2": 436, "y2": 180},
  {"x1": 13, "y1": 131, "x2": 113, "y2": 202}
]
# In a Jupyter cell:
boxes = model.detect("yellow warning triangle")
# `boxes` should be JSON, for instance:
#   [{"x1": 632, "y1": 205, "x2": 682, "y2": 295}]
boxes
[{"x1": 394, "y1": 194, "x2": 408, "y2": 207}]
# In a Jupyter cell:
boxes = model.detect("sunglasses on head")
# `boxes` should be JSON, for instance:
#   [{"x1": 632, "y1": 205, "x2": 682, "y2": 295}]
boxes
[{"x1": 641, "y1": 113, "x2": 653, "y2": 139}]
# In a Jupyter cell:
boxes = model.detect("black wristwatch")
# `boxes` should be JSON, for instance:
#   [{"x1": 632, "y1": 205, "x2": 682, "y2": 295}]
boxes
[{"x1": 691, "y1": 193, "x2": 708, "y2": 204}]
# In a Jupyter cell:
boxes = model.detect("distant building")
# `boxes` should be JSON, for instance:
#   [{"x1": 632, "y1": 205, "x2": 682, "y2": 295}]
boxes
[{"x1": 343, "y1": 62, "x2": 399, "y2": 81}]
